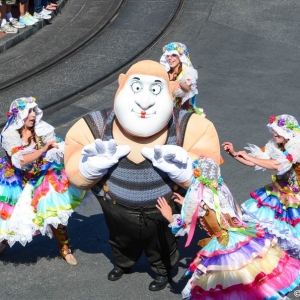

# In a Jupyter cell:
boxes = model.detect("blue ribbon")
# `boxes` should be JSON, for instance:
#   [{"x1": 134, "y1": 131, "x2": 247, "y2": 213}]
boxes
[
  {"x1": 0, "y1": 115, "x2": 15, "y2": 142},
  {"x1": 191, "y1": 95, "x2": 197, "y2": 108}
]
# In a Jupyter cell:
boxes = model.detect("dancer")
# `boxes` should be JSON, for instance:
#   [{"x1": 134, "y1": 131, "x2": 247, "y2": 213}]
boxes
[
  {"x1": 0, "y1": 97, "x2": 86, "y2": 265},
  {"x1": 159, "y1": 42, "x2": 204, "y2": 116},
  {"x1": 223, "y1": 114, "x2": 300, "y2": 259},
  {"x1": 157, "y1": 156, "x2": 300, "y2": 299}
]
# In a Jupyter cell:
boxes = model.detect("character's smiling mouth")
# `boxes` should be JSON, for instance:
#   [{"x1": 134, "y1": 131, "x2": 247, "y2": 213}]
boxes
[{"x1": 132, "y1": 109, "x2": 156, "y2": 118}]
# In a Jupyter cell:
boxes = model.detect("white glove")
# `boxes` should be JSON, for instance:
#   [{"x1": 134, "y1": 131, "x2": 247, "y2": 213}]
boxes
[
  {"x1": 79, "y1": 139, "x2": 130, "y2": 180},
  {"x1": 141, "y1": 145, "x2": 193, "y2": 184}
]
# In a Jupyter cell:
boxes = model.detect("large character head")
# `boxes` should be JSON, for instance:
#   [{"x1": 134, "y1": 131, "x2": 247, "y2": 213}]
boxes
[{"x1": 114, "y1": 60, "x2": 174, "y2": 137}]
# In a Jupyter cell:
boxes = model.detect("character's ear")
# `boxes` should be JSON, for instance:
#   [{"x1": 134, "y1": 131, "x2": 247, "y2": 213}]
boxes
[
  {"x1": 168, "y1": 81, "x2": 175, "y2": 99},
  {"x1": 118, "y1": 73, "x2": 126, "y2": 87}
]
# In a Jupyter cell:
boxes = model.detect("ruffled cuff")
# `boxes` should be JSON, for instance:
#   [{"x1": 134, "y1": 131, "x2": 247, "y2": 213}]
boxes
[
  {"x1": 276, "y1": 151, "x2": 293, "y2": 175},
  {"x1": 179, "y1": 88, "x2": 198, "y2": 104},
  {"x1": 244, "y1": 143, "x2": 270, "y2": 171},
  {"x1": 11, "y1": 144, "x2": 37, "y2": 170},
  {"x1": 168, "y1": 214, "x2": 190, "y2": 236},
  {"x1": 45, "y1": 142, "x2": 64, "y2": 164},
  {"x1": 173, "y1": 83, "x2": 198, "y2": 104}
]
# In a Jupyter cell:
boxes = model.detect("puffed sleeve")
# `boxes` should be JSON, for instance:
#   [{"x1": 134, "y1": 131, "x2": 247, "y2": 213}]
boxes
[
  {"x1": 42, "y1": 130, "x2": 56, "y2": 143},
  {"x1": 174, "y1": 66, "x2": 198, "y2": 103},
  {"x1": 1, "y1": 129, "x2": 36, "y2": 169},
  {"x1": 41, "y1": 129, "x2": 65, "y2": 164},
  {"x1": 244, "y1": 142, "x2": 272, "y2": 171},
  {"x1": 275, "y1": 135, "x2": 300, "y2": 175}
]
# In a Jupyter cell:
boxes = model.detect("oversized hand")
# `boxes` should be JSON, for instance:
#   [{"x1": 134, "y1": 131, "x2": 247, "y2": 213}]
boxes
[
  {"x1": 79, "y1": 139, "x2": 130, "y2": 179},
  {"x1": 141, "y1": 145, "x2": 193, "y2": 183}
]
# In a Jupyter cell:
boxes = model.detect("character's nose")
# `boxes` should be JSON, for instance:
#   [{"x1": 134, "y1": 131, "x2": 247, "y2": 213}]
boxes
[{"x1": 135, "y1": 91, "x2": 155, "y2": 110}]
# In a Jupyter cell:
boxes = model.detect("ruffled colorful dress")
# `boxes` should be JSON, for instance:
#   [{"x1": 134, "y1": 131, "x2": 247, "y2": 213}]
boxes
[
  {"x1": 242, "y1": 136, "x2": 300, "y2": 259},
  {"x1": 170, "y1": 157, "x2": 300, "y2": 300},
  {"x1": 0, "y1": 122, "x2": 85, "y2": 246}
]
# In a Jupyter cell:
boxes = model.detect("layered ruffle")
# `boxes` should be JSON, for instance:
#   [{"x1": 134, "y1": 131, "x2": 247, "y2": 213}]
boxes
[
  {"x1": 0, "y1": 160, "x2": 85, "y2": 246},
  {"x1": 243, "y1": 197, "x2": 300, "y2": 258},
  {"x1": 33, "y1": 183, "x2": 85, "y2": 237},
  {"x1": 0, "y1": 157, "x2": 23, "y2": 243},
  {"x1": 251, "y1": 183, "x2": 300, "y2": 222},
  {"x1": 197, "y1": 233, "x2": 277, "y2": 274},
  {"x1": 183, "y1": 243, "x2": 300, "y2": 300}
]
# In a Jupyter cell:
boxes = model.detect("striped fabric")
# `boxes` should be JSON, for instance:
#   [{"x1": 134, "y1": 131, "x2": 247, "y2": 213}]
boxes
[{"x1": 84, "y1": 108, "x2": 192, "y2": 208}]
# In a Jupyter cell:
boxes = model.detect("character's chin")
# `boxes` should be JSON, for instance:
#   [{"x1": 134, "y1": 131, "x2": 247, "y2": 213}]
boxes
[{"x1": 126, "y1": 130, "x2": 158, "y2": 138}]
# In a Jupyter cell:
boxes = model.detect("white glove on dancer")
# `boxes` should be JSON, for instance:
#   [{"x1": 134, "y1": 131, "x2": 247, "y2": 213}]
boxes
[
  {"x1": 79, "y1": 139, "x2": 130, "y2": 180},
  {"x1": 141, "y1": 145, "x2": 193, "y2": 184}
]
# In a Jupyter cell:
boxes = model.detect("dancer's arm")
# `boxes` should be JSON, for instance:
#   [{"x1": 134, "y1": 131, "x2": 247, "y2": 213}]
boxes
[
  {"x1": 222, "y1": 142, "x2": 256, "y2": 167},
  {"x1": 19, "y1": 140, "x2": 57, "y2": 166},
  {"x1": 235, "y1": 150, "x2": 279, "y2": 170}
]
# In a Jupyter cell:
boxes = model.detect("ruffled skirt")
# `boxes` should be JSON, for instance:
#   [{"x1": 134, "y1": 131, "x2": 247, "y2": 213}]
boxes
[
  {"x1": 0, "y1": 157, "x2": 23, "y2": 244},
  {"x1": 0, "y1": 158, "x2": 85, "y2": 246},
  {"x1": 183, "y1": 232, "x2": 300, "y2": 300},
  {"x1": 242, "y1": 182, "x2": 300, "y2": 258}
]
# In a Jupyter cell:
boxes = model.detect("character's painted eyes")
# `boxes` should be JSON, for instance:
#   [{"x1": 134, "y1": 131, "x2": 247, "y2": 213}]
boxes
[
  {"x1": 131, "y1": 81, "x2": 143, "y2": 93},
  {"x1": 150, "y1": 83, "x2": 162, "y2": 95}
]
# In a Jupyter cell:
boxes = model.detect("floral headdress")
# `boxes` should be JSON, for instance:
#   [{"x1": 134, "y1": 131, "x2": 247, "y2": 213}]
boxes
[
  {"x1": 267, "y1": 114, "x2": 300, "y2": 140},
  {"x1": 192, "y1": 156, "x2": 223, "y2": 189},
  {"x1": 159, "y1": 42, "x2": 193, "y2": 72},
  {"x1": 1, "y1": 97, "x2": 43, "y2": 142},
  {"x1": 6, "y1": 96, "x2": 36, "y2": 118}
]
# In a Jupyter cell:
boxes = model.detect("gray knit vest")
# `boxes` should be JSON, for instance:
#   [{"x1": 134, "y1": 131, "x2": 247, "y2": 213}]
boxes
[{"x1": 83, "y1": 108, "x2": 192, "y2": 208}]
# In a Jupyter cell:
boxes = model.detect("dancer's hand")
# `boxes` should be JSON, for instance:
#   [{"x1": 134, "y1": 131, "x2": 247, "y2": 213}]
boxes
[
  {"x1": 173, "y1": 192, "x2": 184, "y2": 205},
  {"x1": 80, "y1": 139, "x2": 130, "y2": 179},
  {"x1": 156, "y1": 197, "x2": 173, "y2": 223},
  {"x1": 42, "y1": 140, "x2": 58, "y2": 152},
  {"x1": 222, "y1": 142, "x2": 236, "y2": 157}
]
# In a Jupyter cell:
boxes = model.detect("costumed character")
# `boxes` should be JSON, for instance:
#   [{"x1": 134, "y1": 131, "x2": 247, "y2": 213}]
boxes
[
  {"x1": 157, "y1": 156, "x2": 300, "y2": 300},
  {"x1": 0, "y1": 97, "x2": 86, "y2": 265},
  {"x1": 64, "y1": 60, "x2": 220, "y2": 291},
  {"x1": 223, "y1": 114, "x2": 300, "y2": 259},
  {"x1": 160, "y1": 42, "x2": 204, "y2": 116}
]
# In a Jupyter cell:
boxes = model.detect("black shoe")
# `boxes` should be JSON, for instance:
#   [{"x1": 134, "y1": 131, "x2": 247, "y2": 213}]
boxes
[
  {"x1": 149, "y1": 275, "x2": 169, "y2": 291},
  {"x1": 107, "y1": 266, "x2": 130, "y2": 281}
]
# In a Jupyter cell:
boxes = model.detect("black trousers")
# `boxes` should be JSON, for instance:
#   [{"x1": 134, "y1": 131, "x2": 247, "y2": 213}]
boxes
[{"x1": 98, "y1": 197, "x2": 179, "y2": 276}]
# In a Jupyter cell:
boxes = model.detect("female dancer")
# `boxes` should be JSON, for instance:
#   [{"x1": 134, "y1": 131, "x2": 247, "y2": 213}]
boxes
[
  {"x1": 157, "y1": 156, "x2": 300, "y2": 299},
  {"x1": 159, "y1": 42, "x2": 204, "y2": 116},
  {"x1": 223, "y1": 114, "x2": 300, "y2": 259},
  {"x1": 0, "y1": 97, "x2": 86, "y2": 265}
]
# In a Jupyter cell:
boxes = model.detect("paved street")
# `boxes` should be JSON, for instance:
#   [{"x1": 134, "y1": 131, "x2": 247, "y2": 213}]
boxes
[{"x1": 1, "y1": 1, "x2": 300, "y2": 299}]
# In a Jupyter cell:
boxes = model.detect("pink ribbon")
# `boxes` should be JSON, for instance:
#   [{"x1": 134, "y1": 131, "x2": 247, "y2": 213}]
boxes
[{"x1": 185, "y1": 183, "x2": 204, "y2": 247}]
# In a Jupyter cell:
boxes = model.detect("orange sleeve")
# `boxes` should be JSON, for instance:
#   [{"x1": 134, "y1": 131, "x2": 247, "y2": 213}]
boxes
[
  {"x1": 183, "y1": 114, "x2": 221, "y2": 164},
  {"x1": 64, "y1": 118, "x2": 101, "y2": 190}
]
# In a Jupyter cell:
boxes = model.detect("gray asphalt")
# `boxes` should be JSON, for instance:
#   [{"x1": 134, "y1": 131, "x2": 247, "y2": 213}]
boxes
[
  {"x1": 0, "y1": 0, "x2": 181, "y2": 125},
  {"x1": 1, "y1": 0, "x2": 300, "y2": 299}
]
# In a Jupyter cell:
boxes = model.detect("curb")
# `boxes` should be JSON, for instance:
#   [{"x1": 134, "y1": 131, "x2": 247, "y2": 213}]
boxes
[{"x1": 0, "y1": 0, "x2": 68, "y2": 53}]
